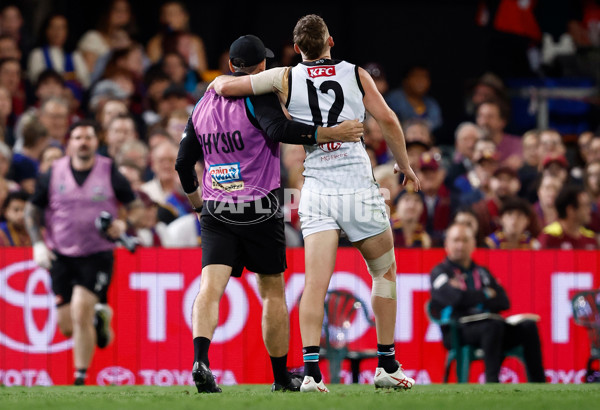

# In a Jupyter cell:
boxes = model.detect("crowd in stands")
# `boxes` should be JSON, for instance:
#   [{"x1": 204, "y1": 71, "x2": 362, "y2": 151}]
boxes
[{"x1": 1, "y1": 1, "x2": 599, "y2": 250}]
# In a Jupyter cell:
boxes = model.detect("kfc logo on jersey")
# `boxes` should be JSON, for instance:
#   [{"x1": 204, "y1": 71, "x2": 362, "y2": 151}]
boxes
[
  {"x1": 319, "y1": 142, "x2": 342, "y2": 152},
  {"x1": 308, "y1": 66, "x2": 336, "y2": 78}
]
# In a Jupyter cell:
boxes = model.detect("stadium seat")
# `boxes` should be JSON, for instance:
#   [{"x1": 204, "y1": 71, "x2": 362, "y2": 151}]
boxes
[
  {"x1": 425, "y1": 300, "x2": 527, "y2": 383},
  {"x1": 321, "y1": 290, "x2": 378, "y2": 383},
  {"x1": 571, "y1": 290, "x2": 600, "y2": 382}
]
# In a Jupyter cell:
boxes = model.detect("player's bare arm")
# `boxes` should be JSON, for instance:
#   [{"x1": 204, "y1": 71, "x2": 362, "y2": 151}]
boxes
[{"x1": 359, "y1": 67, "x2": 421, "y2": 191}]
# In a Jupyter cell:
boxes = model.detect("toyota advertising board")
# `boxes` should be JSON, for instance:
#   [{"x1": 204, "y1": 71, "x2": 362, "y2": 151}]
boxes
[{"x1": 0, "y1": 248, "x2": 597, "y2": 386}]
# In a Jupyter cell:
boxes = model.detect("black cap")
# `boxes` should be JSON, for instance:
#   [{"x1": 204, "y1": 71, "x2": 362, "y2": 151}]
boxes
[{"x1": 229, "y1": 35, "x2": 274, "y2": 68}]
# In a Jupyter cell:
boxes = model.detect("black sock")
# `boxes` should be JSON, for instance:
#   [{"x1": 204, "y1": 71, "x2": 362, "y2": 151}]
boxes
[
  {"x1": 193, "y1": 337, "x2": 211, "y2": 368},
  {"x1": 302, "y1": 346, "x2": 322, "y2": 383},
  {"x1": 377, "y1": 344, "x2": 399, "y2": 373},
  {"x1": 270, "y1": 354, "x2": 290, "y2": 386},
  {"x1": 75, "y1": 368, "x2": 87, "y2": 379}
]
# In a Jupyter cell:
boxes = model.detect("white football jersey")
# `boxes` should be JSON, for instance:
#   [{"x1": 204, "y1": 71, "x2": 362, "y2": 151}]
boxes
[{"x1": 286, "y1": 59, "x2": 374, "y2": 193}]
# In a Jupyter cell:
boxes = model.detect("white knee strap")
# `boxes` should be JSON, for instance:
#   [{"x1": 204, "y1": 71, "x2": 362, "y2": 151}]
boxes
[
  {"x1": 366, "y1": 248, "x2": 396, "y2": 299},
  {"x1": 365, "y1": 248, "x2": 395, "y2": 278}
]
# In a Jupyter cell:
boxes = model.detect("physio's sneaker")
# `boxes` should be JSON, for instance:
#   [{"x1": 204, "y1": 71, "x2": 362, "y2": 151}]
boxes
[
  {"x1": 192, "y1": 361, "x2": 222, "y2": 393},
  {"x1": 374, "y1": 362, "x2": 414, "y2": 390},
  {"x1": 299, "y1": 376, "x2": 329, "y2": 393},
  {"x1": 94, "y1": 304, "x2": 113, "y2": 348},
  {"x1": 271, "y1": 372, "x2": 303, "y2": 392}
]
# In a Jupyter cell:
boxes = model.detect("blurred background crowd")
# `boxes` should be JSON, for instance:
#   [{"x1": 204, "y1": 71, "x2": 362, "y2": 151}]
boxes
[{"x1": 0, "y1": 0, "x2": 599, "y2": 250}]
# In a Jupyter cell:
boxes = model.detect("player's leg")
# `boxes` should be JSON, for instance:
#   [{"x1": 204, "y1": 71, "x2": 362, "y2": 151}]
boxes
[
  {"x1": 49, "y1": 253, "x2": 73, "y2": 337},
  {"x1": 353, "y1": 228, "x2": 413, "y2": 389},
  {"x1": 345, "y1": 186, "x2": 413, "y2": 389},
  {"x1": 298, "y1": 229, "x2": 338, "y2": 392},
  {"x1": 70, "y1": 285, "x2": 99, "y2": 385}
]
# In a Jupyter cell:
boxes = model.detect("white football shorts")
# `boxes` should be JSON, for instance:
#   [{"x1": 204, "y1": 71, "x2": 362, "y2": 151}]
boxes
[{"x1": 298, "y1": 185, "x2": 390, "y2": 242}]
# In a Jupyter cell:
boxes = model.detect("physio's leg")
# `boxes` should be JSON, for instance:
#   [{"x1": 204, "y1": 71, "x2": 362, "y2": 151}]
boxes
[
  {"x1": 192, "y1": 264, "x2": 232, "y2": 338},
  {"x1": 256, "y1": 273, "x2": 288, "y2": 357},
  {"x1": 70, "y1": 285, "x2": 99, "y2": 370}
]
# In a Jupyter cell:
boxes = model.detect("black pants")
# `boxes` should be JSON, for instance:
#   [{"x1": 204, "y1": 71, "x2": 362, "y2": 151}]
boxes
[{"x1": 458, "y1": 319, "x2": 545, "y2": 383}]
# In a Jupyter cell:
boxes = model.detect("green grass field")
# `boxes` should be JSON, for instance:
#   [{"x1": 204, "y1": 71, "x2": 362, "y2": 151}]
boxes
[{"x1": 1, "y1": 384, "x2": 599, "y2": 410}]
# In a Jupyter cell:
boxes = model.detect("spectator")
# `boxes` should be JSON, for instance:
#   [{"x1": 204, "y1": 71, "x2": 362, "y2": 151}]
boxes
[
  {"x1": 584, "y1": 159, "x2": 600, "y2": 231},
  {"x1": 517, "y1": 130, "x2": 541, "y2": 202},
  {"x1": 475, "y1": 99, "x2": 523, "y2": 169},
  {"x1": 386, "y1": 64, "x2": 443, "y2": 133},
  {"x1": 363, "y1": 114, "x2": 389, "y2": 166},
  {"x1": 537, "y1": 129, "x2": 566, "y2": 169},
  {"x1": 125, "y1": 190, "x2": 168, "y2": 247},
  {"x1": 0, "y1": 4, "x2": 33, "y2": 63},
  {"x1": 140, "y1": 139, "x2": 179, "y2": 205},
  {"x1": 532, "y1": 174, "x2": 561, "y2": 234},
  {"x1": 0, "y1": 85, "x2": 14, "y2": 146},
  {"x1": 429, "y1": 223, "x2": 546, "y2": 383},
  {"x1": 38, "y1": 144, "x2": 64, "y2": 174},
  {"x1": 403, "y1": 118, "x2": 434, "y2": 171},
  {"x1": 38, "y1": 97, "x2": 70, "y2": 147},
  {"x1": 27, "y1": 13, "x2": 89, "y2": 90},
  {"x1": 464, "y1": 72, "x2": 508, "y2": 121},
  {"x1": 486, "y1": 196, "x2": 540, "y2": 249},
  {"x1": 454, "y1": 143, "x2": 499, "y2": 207},
  {"x1": 117, "y1": 159, "x2": 143, "y2": 191},
  {"x1": 363, "y1": 62, "x2": 389, "y2": 96},
  {"x1": 538, "y1": 185, "x2": 597, "y2": 249},
  {"x1": 0, "y1": 57, "x2": 26, "y2": 117},
  {"x1": 8, "y1": 117, "x2": 49, "y2": 193},
  {"x1": 391, "y1": 189, "x2": 431, "y2": 248},
  {"x1": 146, "y1": 1, "x2": 208, "y2": 77},
  {"x1": 164, "y1": 108, "x2": 189, "y2": 142},
  {"x1": 472, "y1": 166, "x2": 522, "y2": 239},
  {"x1": 103, "y1": 114, "x2": 138, "y2": 159},
  {"x1": 115, "y1": 139, "x2": 149, "y2": 181},
  {"x1": 141, "y1": 69, "x2": 170, "y2": 127},
  {"x1": 451, "y1": 205, "x2": 488, "y2": 248},
  {"x1": 540, "y1": 154, "x2": 570, "y2": 185},
  {"x1": 0, "y1": 140, "x2": 19, "y2": 195},
  {"x1": 0, "y1": 189, "x2": 30, "y2": 246},
  {"x1": 0, "y1": 34, "x2": 22, "y2": 61},
  {"x1": 160, "y1": 83, "x2": 193, "y2": 120},
  {"x1": 418, "y1": 152, "x2": 451, "y2": 246},
  {"x1": 33, "y1": 69, "x2": 66, "y2": 107},
  {"x1": 587, "y1": 136, "x2": 600, "y2": 163},
  {"x1": 76, "y1": 0, "x2": 136, "y2": 76}
]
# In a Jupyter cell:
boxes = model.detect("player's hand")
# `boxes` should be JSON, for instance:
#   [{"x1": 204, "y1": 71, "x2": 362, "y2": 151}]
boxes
[
  {"x1": 106, "y1": 219, "x2": 127, "y2": 240},
  {"x1": 329, "y1": 120, "x2": 363, "y2": 142},
  {"x1": 33, "y1": 241, "x2": 56, "y2": 270},
  {"x1": 393, "y1": 163, "x2": 421, "y2": 191}
]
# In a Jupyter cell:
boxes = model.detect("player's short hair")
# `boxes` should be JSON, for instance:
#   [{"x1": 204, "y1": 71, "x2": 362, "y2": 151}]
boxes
[{"x1": 293, "y1": 14, "x2": 329, "y2": 60}]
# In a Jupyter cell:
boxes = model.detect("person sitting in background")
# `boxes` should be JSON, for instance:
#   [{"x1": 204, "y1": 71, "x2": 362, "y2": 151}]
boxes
[
  {"x1": 8, "y1": 117, "x2": 49, "y2": 193},
  {"x1": 451, "y1": 205, "x2": 488, "y2": 248},
  {"x1": 102, "y1": 113, "x2": 138, "y2": 159},
  {"x1": 517, "y1": 130, "x2": 541, "y2": 203},
  {"x1": 486, "y1": 196, "x2": 540, "y2": 250},
  {"x1": 537, "y1": 129, "x2": 566, "y2": 170},
  {"x1": 538, "y1": 185, "x2": 597, "y2": 249},
  {"x1": 418, "y1": 152, "x2": 450, "y2": 247},
  {"x1": 445, "y1": 122, "x2": 485, "y2": 193},
  {"x1": 140, "y1": 139, "x2": 179, "y2": 205},
  {"x1": 363, "y1": 114, "x2": 389, "y2": 166},
  {"x1": 125, "y1": 190, "x2": 168, "y2": 247},
  {"x1": 403, "y1": 118, "x2": 435, "y2": 171},
  {"x1": 0, "y1": 190, "x2": 31, "y2": 246},
  {"x1": 386, "y1": 64, "x2": 443, "y2": 133},
  {"x1": 532, "y1": 174, "x2": 561, "y2": 233},
  {"x1": 429, "y1": 223, "x2": 546, "y2": 383},
  {"x1": 584, "y1": 159, "x2": 600, "y2": 232},
  {"x1": 391, "y1": 188, "x2": 431, "y2": 248},
  {"x1": 475, "y1": 98, "x2": 522, "y2": 169},
  {"x1": 455, "y1": 141, "x2": 499, "y2": 207},
  {"x1": 38, "y1": 144, "x2": 64, "y2": 174},
  {"x1": 472, "y1": 166, "x2": 522, "y2": 240}
]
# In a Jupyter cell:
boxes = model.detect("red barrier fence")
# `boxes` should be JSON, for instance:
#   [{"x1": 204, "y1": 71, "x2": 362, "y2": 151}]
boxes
[{"x1": 1, "y1": 248, "x2": 598, "y2": 386}]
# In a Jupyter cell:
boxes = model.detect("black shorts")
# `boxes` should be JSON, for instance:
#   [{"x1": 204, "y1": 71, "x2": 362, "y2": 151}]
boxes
[
  {"x1": 200, "y1": 213, "x2": 287, "y2": 277},
  {"x1": 50, "y1": 250, "x2": 114, "y2": 306}
]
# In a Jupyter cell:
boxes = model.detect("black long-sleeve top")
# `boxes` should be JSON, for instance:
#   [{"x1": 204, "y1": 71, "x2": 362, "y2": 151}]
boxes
[
  {"x1": 429, "y1": 257, "x2": 510, "y2": 321},
  {"x1": 175, "y1": 73, "x2": 318, "y2": 194}
]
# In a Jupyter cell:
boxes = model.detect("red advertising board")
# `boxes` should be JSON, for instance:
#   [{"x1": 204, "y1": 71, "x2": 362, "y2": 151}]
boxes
[{"x1": 0, "y1": 248, "x2": 598, "y2": 386}]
